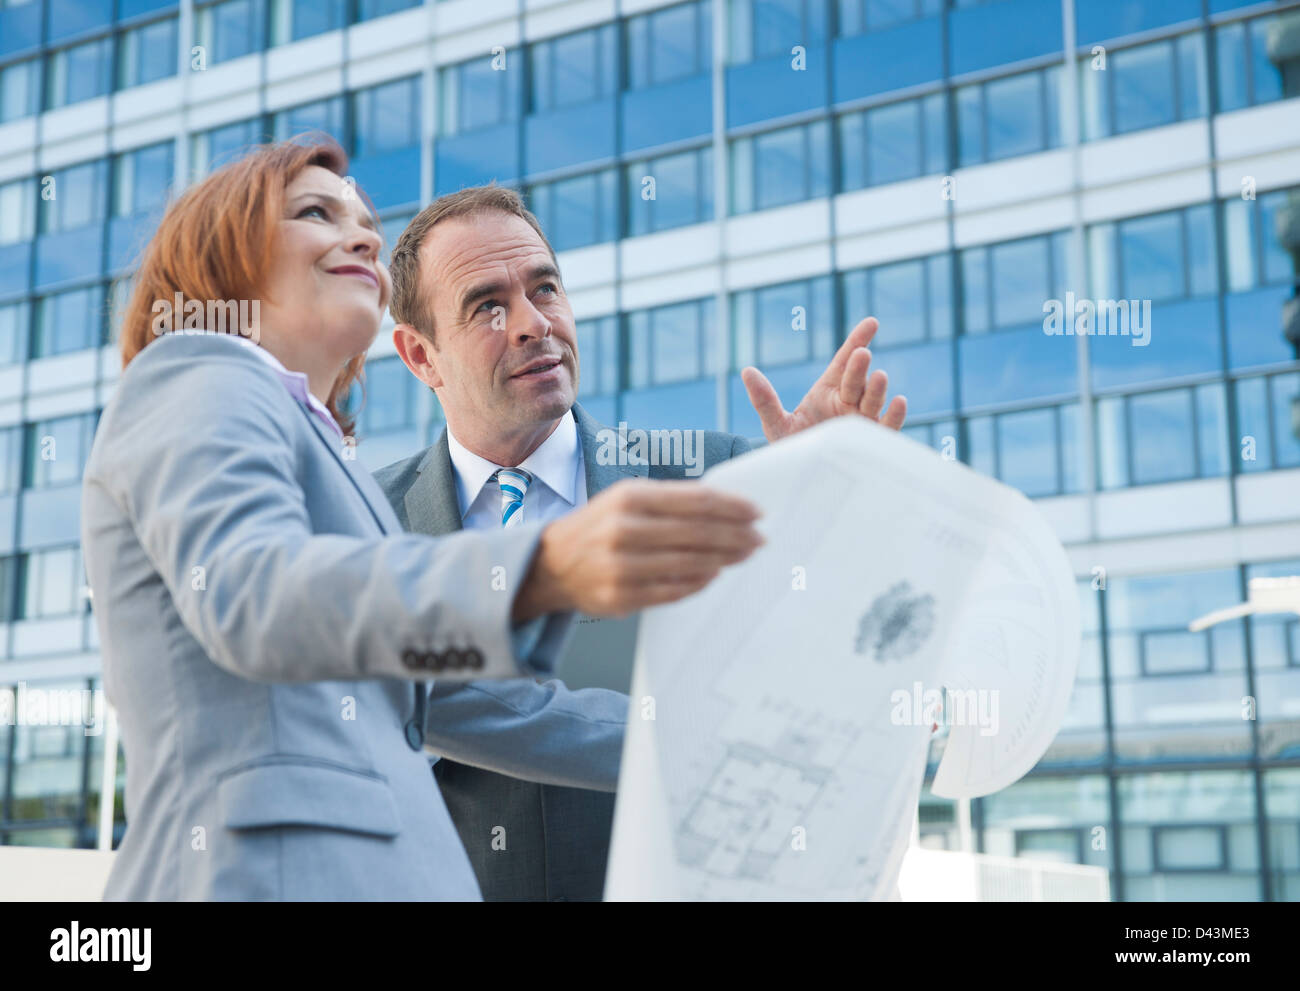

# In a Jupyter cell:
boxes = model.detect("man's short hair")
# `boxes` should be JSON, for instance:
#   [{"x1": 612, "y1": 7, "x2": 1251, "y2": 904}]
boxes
[{"x1": 388, "y1": 185, "x2": 557, "y2": 346}]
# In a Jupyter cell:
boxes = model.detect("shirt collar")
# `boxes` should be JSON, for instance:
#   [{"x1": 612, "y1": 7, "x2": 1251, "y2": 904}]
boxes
[
  {"x1": 445, "y1": 410, "x2": 581, "y2": 520},
  {"x1": 227, "y1": 336, "x2": 345, "y2": 441}
]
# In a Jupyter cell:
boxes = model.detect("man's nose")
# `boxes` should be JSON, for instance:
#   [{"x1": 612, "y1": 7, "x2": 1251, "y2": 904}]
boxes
[{"x1": 512, "y1": 299, "x2": 553, "y2": 342}]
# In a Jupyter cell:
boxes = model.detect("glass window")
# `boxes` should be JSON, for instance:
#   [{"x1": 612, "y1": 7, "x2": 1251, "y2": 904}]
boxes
[
  {"x1": 1082, "y1": 34, "x2": 1206, "y2": 141},
  {"x1": 627, "y1": 0, "x2": 710, "y2": 89},
  {"x1": 530, "y1": 24, "x2": 617, "y2": 113},
  {"x1": 960, "y1": 246, "x2": 989, "y2": 335},
  {"x1": 45, "y1": 37, "x2": 112, "y2": 109},
  {"x1": 576, "y1": 314, "x2": 619, "y2": 397},
  {"x1": 984, "y1": 71, "x2": 1044, "y2": 162},
  {"x1": 26, "y1": 413, "x2": 95, "y2": 488},
  {"x1": 39, "y1": 160, "x2": 108, "y2": 235},
  {"x1": 112, "y1": 142, "x2": 174, "y2": 218},
  {"x1": 0, "y1": 425, "x2": 20, "y2": 494},
  {"x1": 836, "y1": 0, "x2": 940, "y2": 39},
  {"x1": 1118, "y1": 772, "x2": 1259, "y2": 899},
  {"x1": 732, "y1": 276, "x2": 834, "y2": 370},
  {"x1": 841, "y1": 253, "x2": 951, "y2": 346},
  {"x1": 732, "y1": 119, "x2": 829, "y2": 214},
  {"x1": 354, "y1": 77, "x2": 419, "y2": 157},
  {"x1": 271, "y1": 96, "x2": 345, "y2": 144},
  {"x1": 965, "y1": 403, "x2": 1080, "y2": 498},
  {"x1": 0, "y1": 177, "x2": 35, "y2": 244},
  {"x1": 196, "y1": 0, "x2": 266, "y2": 64},
  {"x1": 997, "y1": 407, "x2": 1061, "y2": 498},
  {"x1": 1117, "y1": 211, "x2": 1184, "y2": 302},
  {"x1": 627, "y1": 146, "x2": 712, "y2": 236},
  {"x1": 991, "y1": 237, "x2": 1050, "y2": 329},
  {"x1": 957, "y1": 66, "x2": 1059, "y2": 167},
  {"x1": 1128, "y1": 389, "x2": 1196, "y2": 484},
  {"x1": 358, "y1": 0, "x2": 419, "y2": 19},
  {"x1": 737, "y1": 0, "x2": 827, "y2": 62},
  {"x1": 32, "y1": 286, "x2": 104, "y2": 358},
  {"x1": 870, "y1": 258, "x2": 925, "y2": 343},
  {"x1": 0, "y1": 300, "x2": 29, "y2": 365},
  {"x1": 653, "y1": 300, "x2": 707, "y2": 383},
  {"x1": 753, "y1": 125, "x2": 808, "y2": 210},
  {"x1": 627, "y1": 297, "x2": 716, "y2": 387},
  {"x1": 0, "y1": 554, "x2": 15, "y2": 623},
  {"x1": 270, "y1": 0, "x2": 345, "y2": 44},
  {"x1": 358, "y1": 356, "x2": 414, "y2": 434},
  {"x1": 863, "y1": 98, "x2": 925, "y2": 187},
  {"x1": 0, "y1": 56, "x2": 39, "y2": 122},
  {"x1": 1195, "y1": 382, "x2": 1228, "y2": 479},
  {"x1": 528, "y1": 169, "x2": 618, "y2": 252},
  {"x1": 1216, "y1": 14, "x2": 1287, "y2": 112},
  {"x1": 440, "y1": 52, "x2": 522, "y2": 134},
  {"x1": 960, "y1": 233, "x2": 1061, "y2": 334},
  {"x1": 1096, "y1": 384, "x2": 1230, "y2": 488},
  {"x1": 1256, "y1": 189, "x2": 1296, "y2": 289},
  {"x1": 375, "y1": 209, "x2": 413, "y2": 268},
  {"x1": 191, "y1": 118, "x2": 263, "y2": 177},
  {"x1": 1176, "y1": 32, "x2": 1206, "y2": 121},
  {"x1": 1216, "y1": 20, "x2": 1249, "y2": 113},
  {"x1": 1113, "y1": 41, "x2": 1177, "y2": 135},
  {"x1": 21, "y1": 546, "x2": 83, "y2": 619},
  {"x1": 1236, "y1": 371, "x2": 1300, "y2": 472},
  {"x1": 117, "y1": 16, "x2": 178, "y2": 89},
  {"x1": 1247, "y1": 14, "x2": 1284, "y2": 105},
  {"x1": 1222, "y1": 196, "x2": 1259, "y2": 295}
]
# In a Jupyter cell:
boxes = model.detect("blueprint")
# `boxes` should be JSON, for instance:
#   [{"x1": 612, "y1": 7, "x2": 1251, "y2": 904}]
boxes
[{"x1": 604, "y1": 417, "x2": 1080, "y2": 900}]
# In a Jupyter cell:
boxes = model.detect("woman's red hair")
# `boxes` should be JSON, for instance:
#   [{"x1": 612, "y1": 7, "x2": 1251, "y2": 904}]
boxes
[{"x1": 118, "y1": 137, "x2": 378, "y2": 435}]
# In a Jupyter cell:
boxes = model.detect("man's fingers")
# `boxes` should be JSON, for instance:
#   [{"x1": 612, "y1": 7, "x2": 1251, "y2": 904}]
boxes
[
  {"x1": 631, "y1": 573, "x2": 722, "y2": 609},
  {"x1": 860, "y1": 369, "x2": 888, "y2": 420},
  {"x1": 880, "y1": 394, "x2": 907, "y2": 431},
  {"x1": 618, "y1": 549, "x2": 754, "y2": 582},
  {"x1": 839, "y1": 348, "x2": 872, "y2": 408},
  {"x1": 741, "y1": 366, "x2": 785, "y2": 435},
  {"x1": 617, "y1": 479, "x2": 761, "y2": 523},
  {"x1": 612, "y1": 516, "x2": 763, "y2": 556},
  {"x1": 821, "y1": 317, "x2": 879, "y2": 386}
]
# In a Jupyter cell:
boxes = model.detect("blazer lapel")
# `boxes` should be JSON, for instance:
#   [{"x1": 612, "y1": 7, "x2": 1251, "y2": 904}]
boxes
[
  {"x1": 401, "y1": 406, "x2": 642, "y2": 533},
  {"x1": 405, "y1": 429, "x2": 464, "y2": 537},
  {"x1": 298, "y1": 405, "x2": 394, "y2": 535},
  {"x1": 572, "y1": 402, "x2": 649, "y2": 496}
]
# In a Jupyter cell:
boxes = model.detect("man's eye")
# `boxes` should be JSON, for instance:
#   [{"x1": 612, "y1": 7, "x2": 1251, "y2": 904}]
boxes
[
  {"x1": 536, "y1": 283, "x2": 558, "y2": 296},
  {"x1": 476, "y1": 300, "x2": 500, "y2": 315}
]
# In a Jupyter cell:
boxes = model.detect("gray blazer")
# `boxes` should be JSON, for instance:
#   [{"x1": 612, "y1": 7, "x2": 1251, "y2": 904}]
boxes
[
  {"x1": 374, "y1": 402, "x2": 753, "y2": 901},
  {"x1": 81, "y1": 333, "x2": 575, "y2": 901}
]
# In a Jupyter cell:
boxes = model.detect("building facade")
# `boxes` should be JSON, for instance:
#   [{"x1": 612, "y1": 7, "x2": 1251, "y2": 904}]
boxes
[{"x1": 0, "y1": 0, "x2": 1298, "y2": 900}]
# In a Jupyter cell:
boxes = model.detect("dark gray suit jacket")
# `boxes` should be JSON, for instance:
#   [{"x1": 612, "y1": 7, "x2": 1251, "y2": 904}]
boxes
[{"x1": 374, "y1": 402, "x2": 753, "y2": 900}]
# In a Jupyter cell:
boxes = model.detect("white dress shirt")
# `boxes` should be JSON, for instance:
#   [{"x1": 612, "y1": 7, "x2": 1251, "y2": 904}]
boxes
[{"x1": 446, "y1": 409, "x2": 588, "y2": 531}]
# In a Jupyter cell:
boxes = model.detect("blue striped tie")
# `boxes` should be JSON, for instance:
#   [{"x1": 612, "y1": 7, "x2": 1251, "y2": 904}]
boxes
[{"x1": 494, "y1": 468, "x2": 532, "y2": 528}]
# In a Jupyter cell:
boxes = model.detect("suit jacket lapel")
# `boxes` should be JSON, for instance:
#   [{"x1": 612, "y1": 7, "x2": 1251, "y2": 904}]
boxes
[
  {"x1": 405, "y1": 429, "x2": 464, "y2": 537},
  {"x1": 401, "y1": 405, "x2": 644, "y2": 534},
  {"x1": 298, "y1": 405, "x2": 393, "y2": 535},
  {"x1": 572, "y1": 402, "x2": 648, "y2": 496}
]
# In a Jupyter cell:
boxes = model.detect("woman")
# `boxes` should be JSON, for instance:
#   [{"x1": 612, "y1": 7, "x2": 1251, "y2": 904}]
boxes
[{"x1": 82, "y1": 139, "x2": 761, "y2": 900}]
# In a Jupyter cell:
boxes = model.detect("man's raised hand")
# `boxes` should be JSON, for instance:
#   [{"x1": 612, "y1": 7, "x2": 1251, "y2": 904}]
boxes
[{"x1": 740, "y1": 316, "x2": 908, "y2": 443}]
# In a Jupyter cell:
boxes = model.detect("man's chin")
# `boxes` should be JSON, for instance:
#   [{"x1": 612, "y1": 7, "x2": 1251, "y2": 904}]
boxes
[{"x1": 502, "y1": 387, "x2": 573, "y2": 422}]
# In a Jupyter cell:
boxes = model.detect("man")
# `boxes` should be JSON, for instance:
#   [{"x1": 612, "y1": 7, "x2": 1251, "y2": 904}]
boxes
[{"x1": 374, "y1": 186, "x2": 907, "y2": 901}]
